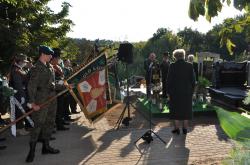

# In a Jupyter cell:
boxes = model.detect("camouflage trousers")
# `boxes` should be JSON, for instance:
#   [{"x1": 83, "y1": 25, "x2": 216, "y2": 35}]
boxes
[{"x1": 30, "y1": 99, "x2": 57, "y2": 142}]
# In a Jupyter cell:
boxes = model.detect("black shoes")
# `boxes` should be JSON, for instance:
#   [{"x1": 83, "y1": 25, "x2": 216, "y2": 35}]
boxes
[
  {"x1": 171, "y1": 128, "x2": 188, "y2": 135},
  {"x1": 171, "y1": 128, "x2": 180, "y2": 135},
  {"x1": 42, "y1": 141, "x2": 60, "y2": 154},
  {"x1": 63, "y1": 121, "x2": 70, "y2": 125},
  {"x1": 26, "y1": 142, "x2": 36, "y2": 163},
  {"x1": 182, "y1": 128, "x2": 188, "y2": 135},
  {"x1": 26, "y1": 141, "x2": 60, "y2": 163}
]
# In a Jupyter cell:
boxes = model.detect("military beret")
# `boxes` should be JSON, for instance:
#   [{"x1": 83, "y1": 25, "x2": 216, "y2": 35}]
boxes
[
  {"x1": 52, "y1": 48, "x2": 61, "y2": 58},
  {"x1": 15, "y1": 53, "x2": 29, "y2": 62},
  {"x1": 39, "y1": 45, "x2": 54, "y2": 55}
]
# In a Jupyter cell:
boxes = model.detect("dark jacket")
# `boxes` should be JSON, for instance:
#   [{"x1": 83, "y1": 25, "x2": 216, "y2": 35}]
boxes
[
  {"x1": 167, "y1": 59, "x2": 195, "y2": 120},
  {"x1": 193, "y1": 62, "x2": 198, "y2": 81},
  {"x1": 9, "y1": 64, "x2": 28, "y2": 100},
  {"x1": 160, "y1": 60, "x2": 170, "y2": 81}
]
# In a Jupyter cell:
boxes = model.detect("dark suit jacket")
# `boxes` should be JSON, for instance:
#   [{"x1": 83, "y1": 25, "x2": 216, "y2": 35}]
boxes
[{"x1": 193, "y1": 62, "x2": 198, "y2": 81}]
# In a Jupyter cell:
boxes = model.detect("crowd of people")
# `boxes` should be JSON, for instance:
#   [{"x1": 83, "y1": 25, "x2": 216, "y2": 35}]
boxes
[
  {"x1": 144, "y1": 49, "x2": 198, "y2": 135},
  {"x1": 0, "y1": 45, "x2": 79, "y2": 163},
  {"x1": 0, "y1": 46, "x2": 199, "y2": 162}
]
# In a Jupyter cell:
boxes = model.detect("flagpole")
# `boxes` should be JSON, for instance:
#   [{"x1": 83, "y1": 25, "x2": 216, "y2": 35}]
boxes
[
  {"x1": 0, "y1": 88, "x2": 69, "y2": 134},
  {"x1": 63, "y1": 81, "x2": 86, "y2": 114},
  {"x1": 66, "y1": 49, "x2": 107, "y2": 81}
]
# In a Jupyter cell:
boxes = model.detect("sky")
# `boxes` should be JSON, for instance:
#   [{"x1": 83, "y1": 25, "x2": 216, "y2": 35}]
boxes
[{"x1": 48, "y1": 0, "x2": 243, "y2": 42}]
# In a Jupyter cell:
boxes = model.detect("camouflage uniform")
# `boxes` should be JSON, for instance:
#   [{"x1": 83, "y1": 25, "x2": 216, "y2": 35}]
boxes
[
  {"x1": 26, "y1": 45, "x2": 61, "y2": 163},
  {"x1": 28, "y1": 60, "x2": 58, "y2": 142}
]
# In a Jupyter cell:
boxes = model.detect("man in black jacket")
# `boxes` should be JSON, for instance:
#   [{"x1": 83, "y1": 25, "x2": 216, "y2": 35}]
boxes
[
  {"x1": 144, "y1": 53, "x2": 157, "y2": 98},
  {"x1": 160, "y1": 52, "x2": 170, "y2": 98}
]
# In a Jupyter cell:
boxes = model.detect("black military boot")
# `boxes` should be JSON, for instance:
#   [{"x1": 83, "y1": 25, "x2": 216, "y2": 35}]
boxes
[
  {"x1": 42, "y1": 141, "x2": 60, "y2": 154},
  {"x1": 26, "y1": 142, "x2": 36, "y2": 163}
]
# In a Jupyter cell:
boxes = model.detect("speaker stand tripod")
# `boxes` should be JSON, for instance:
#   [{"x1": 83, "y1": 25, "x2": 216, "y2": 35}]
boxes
[
  {"x1": 115, "y1": 64, "x2": 132, "y2": 129},
  {"x1": 134, "y1": 64, "x2": 166, "y2": 144}
]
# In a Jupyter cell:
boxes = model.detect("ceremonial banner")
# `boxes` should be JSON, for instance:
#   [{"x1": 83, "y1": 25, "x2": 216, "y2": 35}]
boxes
[{"x1": 67, "y1": 53, "x2": 111, "y2": 121}]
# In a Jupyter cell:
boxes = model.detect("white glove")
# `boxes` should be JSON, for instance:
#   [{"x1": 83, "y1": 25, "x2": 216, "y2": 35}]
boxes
[
  {"x1": 58, "y1": 80, "x2": 64, "y2": 85},
  {"x1": 27, "y1": 103, "x2": 32, "y2": 109},
  {"x1": 21, "y1": 97, "x2": 25, "y2": 104}
]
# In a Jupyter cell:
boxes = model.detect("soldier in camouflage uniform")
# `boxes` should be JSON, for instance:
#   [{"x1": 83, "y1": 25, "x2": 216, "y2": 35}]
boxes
[
  {"x1": 26, "y1": 45, "x2": 61, "y2": 163},
  {"x1": 51, "y1": 48, "x2": 70, "y2": 130}
]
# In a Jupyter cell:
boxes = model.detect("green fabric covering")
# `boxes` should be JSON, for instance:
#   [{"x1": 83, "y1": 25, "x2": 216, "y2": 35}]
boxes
[
  {"x1": 216, "y1": 107, "x2": 250, "y2": 141},
  {"x1": 138, "y1": 98, "x2": 169, "y2": 114},
  {"x1": 138, "y1": 98, "x2": 215, "y2": 114}
]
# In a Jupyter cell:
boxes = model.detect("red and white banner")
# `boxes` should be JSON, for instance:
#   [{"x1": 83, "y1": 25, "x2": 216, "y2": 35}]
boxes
[{"x1": 78, "y1": 69, "x2": 107, "y2": 116}]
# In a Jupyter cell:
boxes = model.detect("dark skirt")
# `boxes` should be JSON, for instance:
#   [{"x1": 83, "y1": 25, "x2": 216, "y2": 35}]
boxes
[{"x1": 169, "y1": 96, "x2": 193, "y2": 120}]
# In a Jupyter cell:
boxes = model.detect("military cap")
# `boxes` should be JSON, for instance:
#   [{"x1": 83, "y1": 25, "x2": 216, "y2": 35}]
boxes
[
  {"x1": 39, "y1": 45, "x2": 54, "y2": 55},
  {"x1": 52, "y1": 48, "x2": 61, "y2": 58},
  {"x1": 15, "y1": 53, "x2": 29, "y2": 62}
]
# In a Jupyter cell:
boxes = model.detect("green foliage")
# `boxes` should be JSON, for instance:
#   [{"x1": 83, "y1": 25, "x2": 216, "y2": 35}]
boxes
[
  {"x1": 197, "y1": 76, "x2": 211, "y2": 88},
  {"x1": 243, "y1": 91, "x2": 250, "y2": 105},
  {"x1": 189, "y1": 0, "x2": 205, "y2": 21},
  {"x1": 142, "y1": 28, "x2": 182, "y2": 60},
  {"x1": 188, "y1": 0, "x2": 250, "y2": 55},
  {"x1": 177, "y1": 27, "x2": 206, "y2": 54},
  {"x1": 205, "y1": 0, "x2": 223, "y2": 22},
  {"x1": 1, "y1": 86, "x2": 15, "y2": 99},
  {"x1": 0, "y1": 0, "x2": 17, "y2": 5},
  {"x1": 216, "y1": 107, "x2": 250, "y2": 141},
  {"x1": 223, "y1": 141, "x2": 250, "y2": 165},
  {"x1": 0, "y1": 0, "x2": 74, "y2": 73},
  {"x1": 189, "y1": 0, "x2": 222, "y2": 22},
  {"x1": 203, "y1": 15, "x2": 249, "y2": 60}
]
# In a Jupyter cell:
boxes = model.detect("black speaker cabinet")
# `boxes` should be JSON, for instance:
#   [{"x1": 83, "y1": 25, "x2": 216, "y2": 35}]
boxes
[{"x1": 118, "y1": 43, "x2": 133, "y2": 64}]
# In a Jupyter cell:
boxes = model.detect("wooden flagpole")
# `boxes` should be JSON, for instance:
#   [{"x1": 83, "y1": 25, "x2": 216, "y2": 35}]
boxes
[
  {"x1": 0, "y1": 88, "x2": 69, "y2": 134},
  {"x1": 1, "y1": 50, "x2": 108, "y2": 134}
]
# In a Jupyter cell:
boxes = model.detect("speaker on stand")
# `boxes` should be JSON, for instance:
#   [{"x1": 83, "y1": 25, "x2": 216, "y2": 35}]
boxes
[{"x1": 115, "y1": 43, "x2": 134, "y2": 129}]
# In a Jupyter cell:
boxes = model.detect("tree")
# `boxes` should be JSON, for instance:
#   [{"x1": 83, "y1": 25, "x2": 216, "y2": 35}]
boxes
[
  {"x1": 177, "y1": 27, "x2": 206, "y2": 54},
  {"x1": 142, "y1": 28, "x2": 182, "y2": 60},
  {"x1": 0, "y1": 0, "x2": 73, "y2": 72},
  {"x1": 204, "y1": 16, "x2": 249, "y2": 60},
  {"x1": 188, "y1": 0, "x2": 250, "y2": 55}
]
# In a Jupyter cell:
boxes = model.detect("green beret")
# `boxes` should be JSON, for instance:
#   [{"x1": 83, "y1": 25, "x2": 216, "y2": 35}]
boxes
[{"x1": 39, "y1": 45, "x2": 54, "y2": 55}]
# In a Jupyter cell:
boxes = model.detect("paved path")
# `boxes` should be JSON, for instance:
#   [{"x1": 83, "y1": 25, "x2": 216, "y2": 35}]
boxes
[{"x1": 0, "y1": 103, "x2": 233, "y2": 165}]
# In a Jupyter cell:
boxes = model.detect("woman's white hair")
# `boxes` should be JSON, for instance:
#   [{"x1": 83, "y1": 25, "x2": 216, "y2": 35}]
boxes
[
  {"x1": 173, "y1": 49, "x2": 185, "y2": 60},
  {"x1": 187, "y1": 54, "x2": 194, "y2": 62}
]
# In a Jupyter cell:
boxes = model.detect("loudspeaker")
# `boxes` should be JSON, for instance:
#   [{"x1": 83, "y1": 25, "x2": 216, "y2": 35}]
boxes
[{"x1": 118, "y1": 43, "x2": 133, "y2": 64}]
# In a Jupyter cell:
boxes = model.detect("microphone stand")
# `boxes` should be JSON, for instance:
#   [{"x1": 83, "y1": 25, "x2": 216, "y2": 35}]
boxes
[{"x1": 134, "y1": 63, "x2": 166, "y2": 144}]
